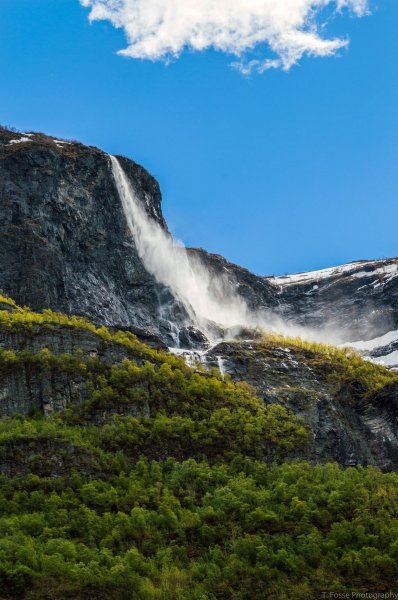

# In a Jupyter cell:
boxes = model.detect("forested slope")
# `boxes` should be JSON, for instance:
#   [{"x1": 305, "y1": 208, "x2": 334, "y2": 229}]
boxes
[{"x1": 0, "y1": 298, "x2": 397, "y2": 598}]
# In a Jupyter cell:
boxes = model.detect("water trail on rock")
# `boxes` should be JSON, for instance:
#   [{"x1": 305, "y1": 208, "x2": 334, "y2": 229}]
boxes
[
  {"x1": 111, "y1": 156, "x2": 251, "y2": 339},
  {"x1": 216, "y1": 356, "x2": 226, "y2": 379}
]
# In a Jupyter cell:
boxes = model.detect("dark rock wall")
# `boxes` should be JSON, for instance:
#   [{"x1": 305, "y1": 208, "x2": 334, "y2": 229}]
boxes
[
  {"x1": 0, "y1": 325, "x2": 132, "y2": 417},
  {"x1": 205, "y1": 341, "x2": 398, "y2": 471},
  {"x1": 0, "y1": 130, "x2": 182, "y2": 337},
  {"x1": 267, "y1": 260, "x2": 398, "y2": 342}
]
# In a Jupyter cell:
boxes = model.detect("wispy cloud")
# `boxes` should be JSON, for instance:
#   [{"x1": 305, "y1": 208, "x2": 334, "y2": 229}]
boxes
[{"x1": 80, "y1": 0, "x2": 369, "y2": 73}]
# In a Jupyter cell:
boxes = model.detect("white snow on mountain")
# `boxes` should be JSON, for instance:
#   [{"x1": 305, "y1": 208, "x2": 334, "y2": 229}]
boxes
[
  {"x1": 343, "y1": 330, "x2": 398, "y2": 353},
  {"x1": 8, "y1": 137, "x2": 32, "y2": 145},
  {"x1": 342, "y1": 330, "x2": 398, "y2": 369},
  {"x1": 268, "y1": 260, "x2": 398, "y2": 287}
]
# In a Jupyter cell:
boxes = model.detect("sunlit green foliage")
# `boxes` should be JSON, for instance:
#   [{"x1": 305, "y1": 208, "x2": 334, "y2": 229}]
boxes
[
  {"x1": 0, "y1": 457, "x2": 398, "y2": 599},
  {"x1": 265, "y1": 333, "x2": 398, "y2": 396},
  {"x1": 0, "y1": 298, "x2": 397, "y2": 598}
]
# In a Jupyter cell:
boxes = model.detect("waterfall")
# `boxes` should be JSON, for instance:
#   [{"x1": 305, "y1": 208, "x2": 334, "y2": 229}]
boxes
[
  {"x1": 216, "y1": 356, "x2": 226, "y2": 379},
  {"x1": 111, "y1": 155, "x2": 345, "y2": 348},
  {"x1": 111, "y1": 156, "x2": 252, "y2": 339}
]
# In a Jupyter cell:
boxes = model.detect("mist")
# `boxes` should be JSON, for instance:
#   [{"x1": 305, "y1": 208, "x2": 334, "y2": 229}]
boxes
[
  {"x1": 111, "y1": 156, "x2": 254, "y2": 335},
  {"x1": 111, "y1": 156, "x2": 346, "y2": 347}
]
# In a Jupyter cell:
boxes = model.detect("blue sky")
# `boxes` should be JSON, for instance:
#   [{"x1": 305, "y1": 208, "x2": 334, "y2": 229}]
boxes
[{"x1": 0, "y1": 0, "x2": 397, "y2": 276}]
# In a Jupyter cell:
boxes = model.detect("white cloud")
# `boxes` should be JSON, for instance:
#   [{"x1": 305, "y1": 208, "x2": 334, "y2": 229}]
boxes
[{"x1": 80, "y1": 0, "x2": 369, "y2": 72}]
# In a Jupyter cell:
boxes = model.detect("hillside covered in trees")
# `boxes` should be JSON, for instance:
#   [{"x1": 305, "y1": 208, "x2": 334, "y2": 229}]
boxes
[{"x1": 0, "y1": 297, "x2": 397, "y2": 598}]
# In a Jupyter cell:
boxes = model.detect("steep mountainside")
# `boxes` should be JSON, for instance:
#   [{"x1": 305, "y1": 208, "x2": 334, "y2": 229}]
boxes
[
  {"x1": 0, "y1": 128, "x2": 194, "y2": 346},
  {"x1": 0, "y1": 296, "x2": 397, "y2": 471},
  {"x1": 192, "y1": 248, "x2": 398, "y2": 362},
  {"x1": 268, "y1": 259, "x2": 398, "y2": 345},
  {"x1": 204, "y1": 338, "x2": 398, "y2": 470}
]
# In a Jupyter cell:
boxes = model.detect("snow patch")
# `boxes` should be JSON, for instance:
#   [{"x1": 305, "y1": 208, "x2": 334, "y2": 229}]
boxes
[
  {"x1": 374, "y1": 351, "x2": 398, "y2": 368},
  {"x1": 350, "y1": 264, "x2": 398, "y2": 281},
  {"x1": 53, "y1": 140, "x2": 72, "y2": 148},
  {"x1": 269, "y1": 262, "x2": 369, "y2": 286},
  {"x1": 8, "y1": 137, "x2": 32, "y2": 145},
  {"x1": 342, "y1": 330, "x2": 398, "y2": 353},
  {"x1": 269, "y1": 261, "x2": 398, "y2": 287}
]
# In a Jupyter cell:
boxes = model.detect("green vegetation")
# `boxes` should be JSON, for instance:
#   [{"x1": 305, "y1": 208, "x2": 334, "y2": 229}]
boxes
[
  {"x1": 0, "y1": 298, "x2": 397, "y2": 598},
  {"x1": 0, "y1": 293, "x2": 162, "y2": 362},
  {"x1": 265, "y1": 333, "x2": 398, "y2": 397},
  {"x1": 1, "y1": 457, "x2": 398, "y2": 599}
]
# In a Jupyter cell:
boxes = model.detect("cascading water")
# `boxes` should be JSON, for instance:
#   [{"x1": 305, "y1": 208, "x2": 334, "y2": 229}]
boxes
[
  {"x1": 111, "y1": 156, "x2": 341, "y2": 350},
  {"x1": 216, "y1": 356, "x2": 226, "y2": 379},
  {"x1": 111, "y1": 155, "x2": 252, "y2": 341}
]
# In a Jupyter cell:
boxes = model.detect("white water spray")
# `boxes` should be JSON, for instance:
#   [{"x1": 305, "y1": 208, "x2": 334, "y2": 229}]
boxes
[
  {"x1": 111, "y1": 156, "x2": 252, "y2": 338},
  {"x1": 111, "y1": 156, "x2": 347, "y2": 347}
]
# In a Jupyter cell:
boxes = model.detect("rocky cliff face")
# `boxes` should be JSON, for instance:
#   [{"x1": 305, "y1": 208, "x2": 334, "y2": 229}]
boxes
[
  {"x1": 267, "y1": 259, "x2": 398, "y2": 344},
  {"x1": 192, "y1": 249, "x2": 398, "y2": 365},
  {"x1": 2, "y1": 126, "x2": 398, "y2": 469},
  {"x1": 1, "y1": 296, "x2": 398, "y2": 472},
  {"x1": 0, "y1": 128, "x2": 193, "y2": 345},
  {"x1": 203, "y1": 340, "x2": 398, "y2": 470}
]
